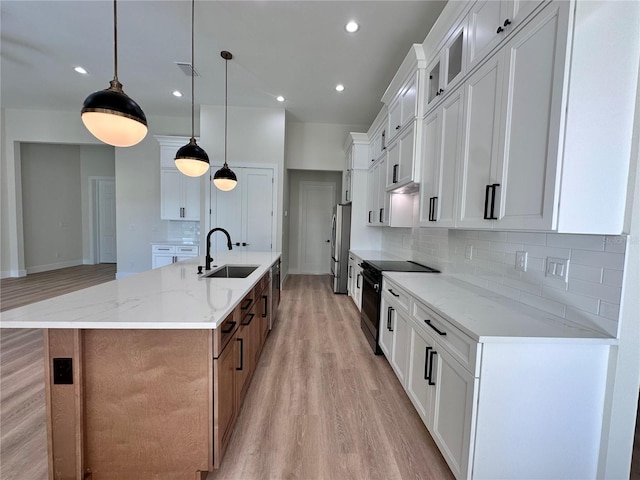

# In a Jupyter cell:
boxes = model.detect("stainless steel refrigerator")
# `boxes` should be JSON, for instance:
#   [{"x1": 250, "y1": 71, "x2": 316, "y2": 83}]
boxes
[{"x1": 330, "y1": 203, "x2": 351, "y2": 294}]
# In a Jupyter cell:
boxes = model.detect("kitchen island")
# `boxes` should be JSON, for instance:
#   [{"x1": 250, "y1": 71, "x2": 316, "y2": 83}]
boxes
[{"x1": 1, "y1": 252, "x2": 282, "y2": 480}]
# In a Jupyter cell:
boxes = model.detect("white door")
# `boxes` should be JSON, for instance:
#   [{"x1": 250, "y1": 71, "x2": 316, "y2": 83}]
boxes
[
  {"x1": 97, "y1": 179, "x2": 116, "y2": 263},
  {"x1": 210, "y1": 167, "x2": 274, "y2": 253},
  {"x1": 299, "y1": 181, "x2": 334, "y2": 274}
]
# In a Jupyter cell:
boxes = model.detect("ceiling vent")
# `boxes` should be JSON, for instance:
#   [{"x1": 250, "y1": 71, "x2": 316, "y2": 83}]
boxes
[{"x1": 175, "y1": 62, "x2": 200, "y2": 77}]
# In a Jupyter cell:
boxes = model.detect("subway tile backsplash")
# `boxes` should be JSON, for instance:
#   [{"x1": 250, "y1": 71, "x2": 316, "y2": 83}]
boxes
[{"x1": 382, "y1": 227, "x2": 628, "y2": 337}]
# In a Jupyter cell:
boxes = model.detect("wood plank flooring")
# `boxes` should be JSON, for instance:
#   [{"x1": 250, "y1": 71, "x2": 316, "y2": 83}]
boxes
[
  {"x1": 210, "y1": 275, "x2": 454, "y2": 480},
  {"x1": 0, "y1": 264, "x2": 116, "y2": 312}
]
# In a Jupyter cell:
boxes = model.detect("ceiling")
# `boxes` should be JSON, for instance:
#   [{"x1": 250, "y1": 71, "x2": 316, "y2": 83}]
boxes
[{"x1": 1, "y1": 1, "x2": 446, "y2": 128}]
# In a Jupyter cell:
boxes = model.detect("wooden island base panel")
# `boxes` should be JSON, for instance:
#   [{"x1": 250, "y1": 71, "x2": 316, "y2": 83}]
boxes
[{"x1": 42, "y1": 266, "x2": 274, "y2": 480}]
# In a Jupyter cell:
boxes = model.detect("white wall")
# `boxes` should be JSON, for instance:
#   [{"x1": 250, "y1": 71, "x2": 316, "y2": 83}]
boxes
[
  {"x1": 21, "y1": 143, "x2": 83, "y2": 272},
  {"x1": 199, "y1": 105, "x2": 286, "y2": 252},
  {"x1": 1, "y1": 108, "x2": 192, "y2": 278},
  {"x1": 285, "y1": 121, "x2": 367, "y2": 171},
  {"x1": 287, "y1": 170, "x2": 342, "y2": 274}
]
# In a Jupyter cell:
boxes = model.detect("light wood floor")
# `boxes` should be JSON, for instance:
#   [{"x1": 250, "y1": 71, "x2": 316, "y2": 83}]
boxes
[
  {"x1": 0, "y1": 264, "x2": 116, "y2": 312},
  {"x1": 3, "y1": 267, "x2": 637, "y2": 479},
  {"x1": 210, "y1": 275, "x2": 453, "y2": 480}
]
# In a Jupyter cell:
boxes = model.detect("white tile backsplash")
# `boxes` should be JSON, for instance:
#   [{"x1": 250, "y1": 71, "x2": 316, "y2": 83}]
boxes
[{"x1": 382, "y1": 227, "x2": 628, "y2": 337}]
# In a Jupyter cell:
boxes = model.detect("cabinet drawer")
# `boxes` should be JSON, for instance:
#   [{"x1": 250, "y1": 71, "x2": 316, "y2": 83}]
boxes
[
  {"x1": 382, "y1": 279, "x2": 411, "y2": 314},
  {"x1": 152, "y1": 245, "x2": 176, "y2": 254},
  {"x1": 213, "y1": 307, "x2": 240, "y2": 358},
  {"x1": 412, "y1": 300, "x2": 479, "y2": 376},
  {"x1": 176, "y1": 245, "x2": 199, "y2": 255}
]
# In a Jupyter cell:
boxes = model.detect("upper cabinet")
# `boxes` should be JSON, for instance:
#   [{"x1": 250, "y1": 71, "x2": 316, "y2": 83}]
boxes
[
  {"x1": 382, "y1": 45, "x2": 427, "y2": 193},
  {"x1": 156, "y1": 136, "x2": 202, "y2": 222},
  {"x1": 418, "y1": 0, "x2": 637, "y2": 234},
  {"x1": 467, "y1": 0, "x2": 544, "y2": 71},
  {"x1": 424, "y1": 24, "x2": 466, "y2": 112}
]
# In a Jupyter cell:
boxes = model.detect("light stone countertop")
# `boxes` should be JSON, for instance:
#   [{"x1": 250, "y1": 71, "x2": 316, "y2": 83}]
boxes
[
  {"x1": 0, "y1": 252, "x2": 281, "y2": 330},
  {"x1": 349, "y1": 250, "x2": 403, "y2": 262},
  {"x1": 384, "y1": 272, "x2": 617, "y2": 344}
]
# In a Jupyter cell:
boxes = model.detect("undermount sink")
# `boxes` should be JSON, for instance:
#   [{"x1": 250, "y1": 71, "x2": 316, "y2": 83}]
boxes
[{"x1": 204, "y1": 265, "x2": 259, "y2": 278}]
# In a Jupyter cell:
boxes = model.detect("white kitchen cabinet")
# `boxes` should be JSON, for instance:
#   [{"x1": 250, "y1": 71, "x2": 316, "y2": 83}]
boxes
[
  {"x1": 151, "y1": 244, "x2": 199, "y2": 269},
  {"x1": 419, "y1": 88, "x2": 463, "y2": 227},
  {"x1": 343, "y1": 133, "x2": 369, "y2": 203},
  {"x1": 156, "y1": 135, "x2": 202, "y2": 222},
  {"x1": 424, "y1": 24, "x2": 466, "y2": 113},
  {"x1": 458, "y1": 1, "x2": 570, "y2": 231},
  {"x1": 407, "y1": 326, "x2": 437, "y2": 426},
  {"x1": 466, "y1": 0, "x2": 543, "y2": 71},
  {"x1": 348, "y1": 255, "x2": 364, "y2": 311},
  {"x1": 368, "y1": 118, "x2": 387, "y2": 166},
  {"x1": 387, "y1": 71, "x2": 418, "y2": 143},
  {"x1": 385, "y1": 122, "x2": 419, "y2": 192},
  {"x1": 160, "y1": 169, "x2": 201, "y2": 221}
]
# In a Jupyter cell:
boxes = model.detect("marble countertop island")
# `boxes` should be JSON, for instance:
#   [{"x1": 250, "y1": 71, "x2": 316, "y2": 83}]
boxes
[{"x1": 0, "y1": 251, "x2": 281, "y2": 330}]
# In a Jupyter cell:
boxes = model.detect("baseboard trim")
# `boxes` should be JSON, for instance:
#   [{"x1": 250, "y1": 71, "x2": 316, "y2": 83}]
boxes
[
  {"x1": 27, "y1": 260, "x2": 83, "y2": 274},
  {"x1": 115, "y1": 272, "x2": 136, "y2": 279},
  {"x1": 0, "y1": 269, "x2": 27, "y2": 279}
]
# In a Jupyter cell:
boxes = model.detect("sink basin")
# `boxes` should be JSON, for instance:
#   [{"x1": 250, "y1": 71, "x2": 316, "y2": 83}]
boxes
[{"x1": 204, "y1": 265, "x2": 259, "y2": 278}]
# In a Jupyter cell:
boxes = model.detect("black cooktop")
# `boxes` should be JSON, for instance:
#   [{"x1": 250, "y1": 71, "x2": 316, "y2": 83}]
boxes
[{"x1": 362, "y1": 260, "x2": 440, "y2": 273}]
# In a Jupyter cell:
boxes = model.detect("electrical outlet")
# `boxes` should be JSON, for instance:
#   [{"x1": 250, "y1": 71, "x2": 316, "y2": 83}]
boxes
[
  {"x1": 465, "y1": 245, "x2": 473, "y2": 260},
  {"x1": 515, "y1": 251, "x2": 527, "y2": 272},
  {"x1": 545, "y1": 257, "x2": 569, "y2": 282}
]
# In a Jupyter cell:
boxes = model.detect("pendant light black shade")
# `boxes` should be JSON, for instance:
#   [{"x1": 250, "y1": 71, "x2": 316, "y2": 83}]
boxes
[
  {"x1": 213, "y1": 50, "x2": 238, "y2": 191},
  {"x1": 174, "y1": 0, "x2": 209, "y2": 177},
  {"x1": 81, "y1": 0, "x2": 147, "y2": 147}
]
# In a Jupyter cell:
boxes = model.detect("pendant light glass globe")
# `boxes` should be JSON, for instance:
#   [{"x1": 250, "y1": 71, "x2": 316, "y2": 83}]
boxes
[
  {"x1": 174, "y1": 0, "x2": 209, "y2": 177},
  {"x1": 213, "y1": 165, "x2": 238, "y2": 191},
  {"x1": 81, "y1": 1, "x2": 147, "y2": 147},
  {"x1": 175, "y1": 138, "x2": 210, "y2": 177}
]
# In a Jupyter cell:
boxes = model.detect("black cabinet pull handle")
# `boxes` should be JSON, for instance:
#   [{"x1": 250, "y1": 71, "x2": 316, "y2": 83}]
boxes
[
  {"x1": 428, "y1": 197, "x2": 434, "y2": 221},
  {"x1": 262, "y1": 295, "x2": 268, "y2": 317},
  {"x1": 484, "y1": 184, "x2": 492, "y2": 219},
  {"x1": 392, "y1": 164, "x2": 399, "y2": 183},
  {"x1": 497, "y1": 26, "x2": 505, "y2": 34},
  {"x1": 424, "y1": 346, "x2": 432, "y2": 380},
  {"x1": 431, "y1": 197, "x2": 438, "y2": 222},
  {"x1": 236, "y1": 338, "x2": 244, "y2": 371},
  {"x1": 379, "y1": 208, "x2": 384, "y2": 223},
  {"x1": 503, "y1": 18, "x2": 512, "y2": 27},
  {"x1": 428, "y1": 350, "x2": 437, "y2": 385},
  {"x1": 489, "y1": 183, "x2": 500, "y2": 220},
  {"x1": 222, "y1": 321, "x2": 236, "y2": 334},
  {"x1": 242, "y1": 313, "x2": 255, "y2": 326},
  {"x1": 424, "y1": 319, "x2": 447, "y2": 336},
  {"x1": 356, "y1": 274, "x2": 361, "y2": 288},
  {"x1": 388, "y1": 289, "x2": 400, "y2": 297},
  {"x1": 368, "y1": 210, "x2": 373, "y2": 223},
  {"x1": 387, "y1": 306, "x2": 393, "y2": 331},
  {"x1": 241, "y1": 298, "x2": 252, "y2": 310}
]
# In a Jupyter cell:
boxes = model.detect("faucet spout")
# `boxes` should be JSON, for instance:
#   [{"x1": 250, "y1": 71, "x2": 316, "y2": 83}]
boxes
[{"x1": 205, "y1": 228, "x2": 233, "y2": 270}]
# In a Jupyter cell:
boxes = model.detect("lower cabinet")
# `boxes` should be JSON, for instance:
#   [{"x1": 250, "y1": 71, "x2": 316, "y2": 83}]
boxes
[
  {"x1": 381, "y1": 277, "x2": 611, "y2": 480},
  {"x1": 348, "y1": 253, "x2": 364, "y2": 311},
  {"x1": 151, "y1": 244, "x2": 199, "y2": 269},
  {"x1": 213, "y1": 271, "x2": 271, "y2": 468}
]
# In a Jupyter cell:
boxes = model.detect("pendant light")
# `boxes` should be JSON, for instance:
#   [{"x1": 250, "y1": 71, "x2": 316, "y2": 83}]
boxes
[
  {"x1": 81, "y1": 0, "x2": 147, "y2": 147},
  {"x1": 213, "y1": 51, "x2": 238, "y2": 192},
  {"x1": 174, "y1": 0, "x2": 210, "y2": 177}
]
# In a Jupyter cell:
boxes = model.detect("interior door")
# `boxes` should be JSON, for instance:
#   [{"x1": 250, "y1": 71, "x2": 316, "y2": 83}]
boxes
[
  {"x1": 211, "y1": 167, "x2": 274, "y2": 253},
  {"x1": 299, "y1": 181, "x2": 335, "y2": 274},
  {"x1": 97, "y1": 179, "x2": 116, "y2": 263}
]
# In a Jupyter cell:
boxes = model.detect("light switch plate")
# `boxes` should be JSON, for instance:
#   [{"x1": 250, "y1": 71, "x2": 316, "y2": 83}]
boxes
[
  {"x1": 465, "y1": 245, "x2": 473, "y2": 260},
  {"x1": 546, "y1": 257, "x2": 569, "y2": 282},
  {"x1": 515, "y1": 251, "x2": 527, "y2": 272}
]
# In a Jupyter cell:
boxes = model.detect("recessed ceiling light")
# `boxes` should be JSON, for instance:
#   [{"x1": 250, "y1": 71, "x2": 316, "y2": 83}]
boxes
[
  {"x1": 172, "y1": 90, "x2": 183, "y2": 97},
  {"x1": 74, "y1": 66, "x2": 88, "y2": 75},
  {"x1": 335, "y1": 84, "x2": 345, "y2": 92},
  {"x1": 276, "y1": 95, "x2": 285, "y2": 102},
  {"x1": 345, "y1": 21, "x2": 359, "y2": 33}
]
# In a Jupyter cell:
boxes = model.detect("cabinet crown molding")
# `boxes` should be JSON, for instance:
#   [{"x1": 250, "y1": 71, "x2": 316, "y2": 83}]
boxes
[
  {"x1": 381, "y1": 44, "x2": 426, "y2": 105},
  {"x1": 344, "y1": 132, "x2": 369, "y2": 151}
]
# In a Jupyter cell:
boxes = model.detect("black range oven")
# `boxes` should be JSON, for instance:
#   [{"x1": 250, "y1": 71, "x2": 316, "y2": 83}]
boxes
[{"x1": 360, "y1": 260, "x2": 440, "y2": 354}]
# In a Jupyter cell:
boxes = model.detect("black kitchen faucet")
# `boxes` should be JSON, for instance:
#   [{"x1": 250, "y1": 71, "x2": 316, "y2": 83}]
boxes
[{"x1": 205, "y1": 228, "x2": 232, "y2": 271}]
